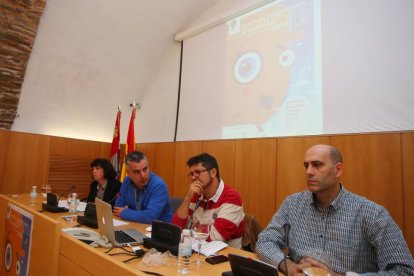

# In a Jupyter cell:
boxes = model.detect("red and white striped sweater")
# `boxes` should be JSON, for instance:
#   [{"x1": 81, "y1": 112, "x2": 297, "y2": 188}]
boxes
[{"x1": 172, "y1": 180, "x2": 245, "y2": 248}]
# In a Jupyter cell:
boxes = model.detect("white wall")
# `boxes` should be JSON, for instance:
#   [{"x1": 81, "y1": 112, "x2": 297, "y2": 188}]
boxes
[
  {"x1": 12, "y1": 0, "x2": 266, "y2": 143},
  {"x1": 14, "y1": 0, "x2": 150, "y2": 142},
  {"x1": 138, "y1": 43, "x2": 182, "y2": 143}
]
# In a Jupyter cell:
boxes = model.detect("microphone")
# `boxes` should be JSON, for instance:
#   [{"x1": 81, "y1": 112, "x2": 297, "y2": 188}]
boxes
[
  {"x1": 108, "y1": 193, "x2": 120, "y2": 205},
  {"x1": 185, "y1": 199, "x2": 202, "y2": 229},
  {"x1": 282, "y1": 223, "x2": 291, "y2": 276},
  {"x1": 283, "y1": 223, "x2": 291, "y2": 247}
]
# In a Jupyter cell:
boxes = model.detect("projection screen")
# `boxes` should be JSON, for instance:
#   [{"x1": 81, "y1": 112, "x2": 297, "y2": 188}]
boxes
[{"x1": 177, "y1": 0, "x2": 414, "y2": 141}]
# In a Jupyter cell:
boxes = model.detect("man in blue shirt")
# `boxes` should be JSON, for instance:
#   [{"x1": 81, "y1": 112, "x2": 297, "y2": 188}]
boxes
[{"x1": 114, "y1": 151, "x2": 172, "y2": 224}]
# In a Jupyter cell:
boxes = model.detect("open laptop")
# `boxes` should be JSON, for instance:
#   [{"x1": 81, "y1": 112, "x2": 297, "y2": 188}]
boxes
[
  {"x1": 224, "y1": 253, "x2": 279, "y2": 276},
  {"x1": 95, "y1": 198, "x2": 146, "y2": 247}
]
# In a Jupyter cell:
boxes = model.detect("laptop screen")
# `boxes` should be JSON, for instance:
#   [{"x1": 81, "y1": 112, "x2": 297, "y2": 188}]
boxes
[
  {"x1": 95, "y1": 198, "x2": 145, "y2": 246},
  {"x1": 95, "y1": 198, "x2": 117, "y2": 243}
]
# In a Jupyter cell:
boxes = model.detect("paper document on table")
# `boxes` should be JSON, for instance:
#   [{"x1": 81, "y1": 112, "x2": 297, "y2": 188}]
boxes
[
  {"x1": 58, "y1": 200, "x2": 87, "y2": 212},
  {"x1": 192, "y1": 240, "x2": 228, "y2": 256},
  {"x1": 113, "y1": 218, "x2": 129, "y2": 227}
]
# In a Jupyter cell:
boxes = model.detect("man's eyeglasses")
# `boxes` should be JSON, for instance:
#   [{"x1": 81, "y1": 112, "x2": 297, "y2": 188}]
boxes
[{"x1": 187, "y1": 168, "x2": 211, "y2": 179}]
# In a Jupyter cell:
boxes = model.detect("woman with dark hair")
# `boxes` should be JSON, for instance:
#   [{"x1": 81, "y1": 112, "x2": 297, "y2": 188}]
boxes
[{"x1": 86, "y1": 158, "x2": 121, "y2": 207}]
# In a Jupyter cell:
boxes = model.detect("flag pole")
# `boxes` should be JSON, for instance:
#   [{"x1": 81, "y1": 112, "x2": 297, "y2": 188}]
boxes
[{"x1": 120, "y1": 102, "x2": 139, "y2": 182}]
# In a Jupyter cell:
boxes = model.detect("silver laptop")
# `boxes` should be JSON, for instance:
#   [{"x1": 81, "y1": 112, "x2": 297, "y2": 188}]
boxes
[{"x1": 95, "y1": 198, "x2": 146, "y2": 247}]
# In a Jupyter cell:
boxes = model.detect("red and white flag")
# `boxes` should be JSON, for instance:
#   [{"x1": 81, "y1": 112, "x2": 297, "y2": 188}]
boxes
[
  {"x1": 110, "y1": 108, "x2": 121, "y2": 176},
  {"x1": 120, "y1": 107, "x2": 136, "y2": 181}
]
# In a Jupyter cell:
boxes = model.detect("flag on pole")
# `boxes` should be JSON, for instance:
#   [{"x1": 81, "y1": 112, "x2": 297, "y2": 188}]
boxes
[
  {"x1": 120, "y1": 107, "x2": 136, "y2": 182},
  {"x1": 110, "y1": 108, "x2": 121, "y2": 176}
]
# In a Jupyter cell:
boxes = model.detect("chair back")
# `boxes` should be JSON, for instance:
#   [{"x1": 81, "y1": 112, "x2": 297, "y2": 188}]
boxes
[
  {"x1": 170, "y1": 197, "x2": 184, "y2": 213},
  {"x1": 241, "y1": 213, "x2": 263, "y2": 252}
]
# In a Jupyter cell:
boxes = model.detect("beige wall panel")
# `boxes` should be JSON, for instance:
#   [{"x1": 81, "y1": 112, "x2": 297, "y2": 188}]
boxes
[
  {"x1": 234, "y1": 138, "x2": 276, "y2": 227},
  {"x1": 173, "y1": 141, "x2": 203, "y2": 197},
  {"x1": 402, "y1": 132, "x2": 414, "y2": 254},
  {"x1": 331, "y1": 134, "x2": 404, "y2": 227},
  {"x1": 1, "y1": 131, "x2": 50, "y2": 194},
  {"x1": 276, "y1": 136, "x2": 330, "y2": 209},
  {"x1": 203, "y1": 140, "x2": 236, "y2": 187}
]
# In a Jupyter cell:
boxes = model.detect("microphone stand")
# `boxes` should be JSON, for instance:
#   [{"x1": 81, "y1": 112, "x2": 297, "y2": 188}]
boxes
[
  {"x1": 107, "y1": 193, "x2": 120, "y2": 206},
  {"x1": 282, "y1": 246, "x2": 290, "y2": 276},
  {"x1": 282, "y1": 223, "x2": 291, "y2": 276},
  {"x1": 185, "y1": 199, "x2": 202, "y2": 229}
]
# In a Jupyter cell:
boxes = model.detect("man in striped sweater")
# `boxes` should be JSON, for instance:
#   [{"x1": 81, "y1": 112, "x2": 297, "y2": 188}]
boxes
[{"x1": 172, "y1": 153, "x2": 245, "y2": 248}]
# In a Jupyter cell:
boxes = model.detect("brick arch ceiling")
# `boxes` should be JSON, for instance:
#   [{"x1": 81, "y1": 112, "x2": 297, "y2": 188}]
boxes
[{"x1": 0, "y1": 0, "x2": 46, "y2": 129}]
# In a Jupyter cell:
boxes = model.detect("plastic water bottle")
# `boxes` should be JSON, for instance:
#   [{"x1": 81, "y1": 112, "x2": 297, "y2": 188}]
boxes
[
  {"x1": 178, "y1": 229, "x2": 192, "y2": 274},
  {"x1": 29, "y1": 186, "x2": 38, "y2": 206}
]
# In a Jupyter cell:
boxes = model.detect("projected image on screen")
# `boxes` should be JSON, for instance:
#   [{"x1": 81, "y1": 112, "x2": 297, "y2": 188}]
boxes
[{"x1": 222, "y1": 0, "x2": 322, "y2": 138}]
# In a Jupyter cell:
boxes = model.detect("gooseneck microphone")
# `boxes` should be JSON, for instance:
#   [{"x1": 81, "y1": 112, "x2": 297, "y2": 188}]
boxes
[
  {"x1": 108, "y1": 193, "x2": 120, "y2": 205},
  {"x1": 282, "y1": 223, "x2": 291, "y2": 276},
  {"x1": 185, "y1": 199, "x2": 202, "y2": 229}
]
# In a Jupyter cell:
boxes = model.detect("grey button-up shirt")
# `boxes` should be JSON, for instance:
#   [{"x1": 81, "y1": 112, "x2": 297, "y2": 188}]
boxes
[{"x1": 256, "y1": 186, "x2": 414, "y2": 275}]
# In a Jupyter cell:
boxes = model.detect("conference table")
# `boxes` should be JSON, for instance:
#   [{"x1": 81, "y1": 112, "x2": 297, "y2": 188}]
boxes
[{"x1": 0, "y1": 194, "x2": 265, "y2": 276}]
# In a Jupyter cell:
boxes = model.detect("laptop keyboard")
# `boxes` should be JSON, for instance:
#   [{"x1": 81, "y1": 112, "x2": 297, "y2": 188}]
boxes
[{"x1": 115, "y1": 230, "x2": 136, "y2": 244}]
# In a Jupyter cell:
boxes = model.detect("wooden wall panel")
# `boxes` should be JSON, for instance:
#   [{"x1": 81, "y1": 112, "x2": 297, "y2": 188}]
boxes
[
  {"x1": 48, "y1": 136, "x2": 111, "y2": 198},
  {"x1": 49, "y1": 136, "x2": 110, "y2": 157},
  {"x1": 136, "y1": 142, "x2": 176, "y2": 192},
  {"x1": 0, "y1": 131, "x2": 50, "y2": 194},
  {"x1": 136, "y1": 143, "x2": 155, "y2": 164},
  {"x1": 402, "y1": 133, "x2": 414, "y2": 254},
  {"x1": 0, "y1": 130, "x2": 10, "y2": 189},
  {"x1": 203, "y1": 140, "x2": 236, "y2": 187},
  {"x1": 276, "y1": 136, "x2": 330, "y2": 210},
  {"x1": 152, "y1": 143, "x2": 176, "y2": 196},
  {"x1": 331, "y1": 134, "x2": 404, "y2": 227},
  {"x1": 234, "y1": 139, "x2": 276, "y2": 227},
  {"x1": 48, "y1": 155, "x2": 92, "y2": 199},
  {"x1": 173, "y1": 141, "x2": 203, "y2": 197},
  {"x1": 1, "y1": 130, "x2": 413, "y2": 255}
]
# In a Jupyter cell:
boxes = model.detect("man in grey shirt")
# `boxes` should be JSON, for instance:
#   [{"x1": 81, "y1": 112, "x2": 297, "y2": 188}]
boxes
[{"x1": 256, "y1": 144, "x2": 414, "y2": 275}]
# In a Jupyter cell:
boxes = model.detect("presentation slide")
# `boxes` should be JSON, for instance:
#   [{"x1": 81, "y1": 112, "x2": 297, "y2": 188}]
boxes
[{"x1": 223, "y1": 0, "x2": 321, "y2": 138}]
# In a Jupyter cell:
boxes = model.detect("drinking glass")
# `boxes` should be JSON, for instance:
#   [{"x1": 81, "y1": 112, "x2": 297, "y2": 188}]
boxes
[
  {"x1": 67, "y1": 193, "x2": 79, "y2": 224},
  {"x1": 41, "y1": 185, "x2": 52, "y2": 198},
  {"x1": 192, "y1": 220, "x2": 210, "y2": 266},
  {"x1": 302, "y1": 250, "x2": 332, "y2": 276}
]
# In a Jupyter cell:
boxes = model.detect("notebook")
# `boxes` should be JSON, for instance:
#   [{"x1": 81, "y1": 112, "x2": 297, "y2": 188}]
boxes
[
  {"x1": 227, "y1": 253, "x2": 278, "y2": 276},
  {"x1": 95, "y1": 198, "x2": 146, "y2": 247}
]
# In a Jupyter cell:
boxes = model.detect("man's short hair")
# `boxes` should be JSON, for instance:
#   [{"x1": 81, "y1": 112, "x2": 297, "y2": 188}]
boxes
[
  {"x1": 187, "y1": 153, "x2": 220, "y2": 180},
  {"x1": 125, "y1": 151, "x2": 148, "y2": 165},
  {"x1": 90, "y1": 158, "x2": 117, "y2": 179},
  {"x1": 329, "y1": 146, "x2": 343, "y2": 164}
]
